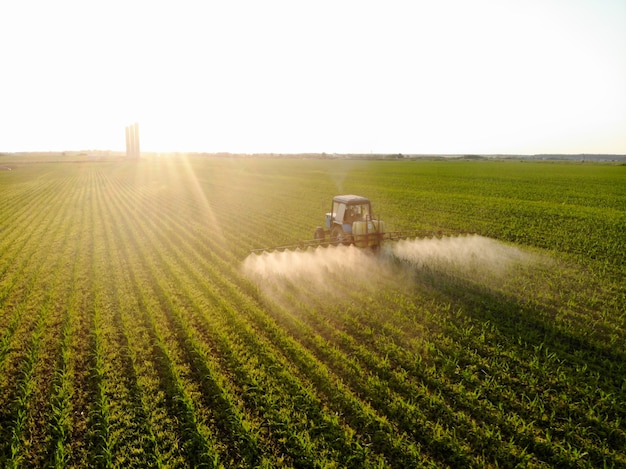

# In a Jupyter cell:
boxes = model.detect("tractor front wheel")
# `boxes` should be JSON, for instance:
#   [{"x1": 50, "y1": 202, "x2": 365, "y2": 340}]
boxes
[{"x1": 331, "y1": 226, "x2": 349, "y2": 245}]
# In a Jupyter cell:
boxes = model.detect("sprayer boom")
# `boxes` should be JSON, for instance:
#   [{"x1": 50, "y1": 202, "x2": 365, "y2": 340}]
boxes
[
  {"x1": 250, "y1": 195, "x2": 473, "y2": 254},
  {"x1": 250, "y1": 229, "x2": 474, "y2": 254}
]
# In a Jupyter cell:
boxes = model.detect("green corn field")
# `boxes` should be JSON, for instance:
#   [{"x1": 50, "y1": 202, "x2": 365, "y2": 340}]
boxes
[{"x1": 0, "y1": 156, "x2": 624, "y2": 468}]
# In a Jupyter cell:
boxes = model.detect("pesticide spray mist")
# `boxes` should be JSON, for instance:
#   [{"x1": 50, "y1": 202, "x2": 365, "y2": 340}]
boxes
[
  {"x1": 386, "y1": 235, "x2": 538, "y2": 282},
  {"x1": 242, "y1": 235, "x2": 544, "y2": 305},
  {"x1": 242, "y1": 244, "x2": 395, "y2": 301}
]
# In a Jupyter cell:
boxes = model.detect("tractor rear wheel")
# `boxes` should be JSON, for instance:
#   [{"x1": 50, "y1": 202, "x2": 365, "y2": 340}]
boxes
[{"x1": 314, "y1": 227, "x2": 325, "y2": 241}]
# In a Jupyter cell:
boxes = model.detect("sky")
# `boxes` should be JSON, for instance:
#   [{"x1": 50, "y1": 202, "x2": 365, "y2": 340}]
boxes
[{"x1": 1, "y1": 0, "x2": 625, "y2": 154}]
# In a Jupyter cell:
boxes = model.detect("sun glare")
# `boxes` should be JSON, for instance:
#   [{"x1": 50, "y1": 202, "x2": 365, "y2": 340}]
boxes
[{"x1": 1, "y1": 0, "x2": 624, "y2": 154}]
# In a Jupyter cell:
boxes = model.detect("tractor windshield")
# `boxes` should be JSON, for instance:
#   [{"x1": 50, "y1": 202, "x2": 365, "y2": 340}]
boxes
[{"x1": 344, "y1": 203, "x2": 370, "y2": 222}]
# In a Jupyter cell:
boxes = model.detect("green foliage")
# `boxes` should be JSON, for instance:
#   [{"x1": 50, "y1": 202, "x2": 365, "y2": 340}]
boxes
[{"x1": 0, "y1": 158, "x2": 624, "y2": 467}]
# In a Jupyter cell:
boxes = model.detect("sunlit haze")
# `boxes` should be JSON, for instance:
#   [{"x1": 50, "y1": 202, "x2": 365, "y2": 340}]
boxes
[{"x1": 1, "y1": 0, "x2": 625, "y2": 154}]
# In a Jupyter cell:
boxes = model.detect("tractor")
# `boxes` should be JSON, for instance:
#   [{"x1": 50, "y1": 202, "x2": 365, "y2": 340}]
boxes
[{"x1": 313, "y1": 194, "x2": 385, "y2": 248}]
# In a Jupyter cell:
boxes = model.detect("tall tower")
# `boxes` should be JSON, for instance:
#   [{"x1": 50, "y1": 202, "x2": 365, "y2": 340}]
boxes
[
  {"x1": 125, "y1": 123, "x2": 140, "y2": 158},
  {"x1": 125, "y1": 125, "x2": 131, "y2": 157}
]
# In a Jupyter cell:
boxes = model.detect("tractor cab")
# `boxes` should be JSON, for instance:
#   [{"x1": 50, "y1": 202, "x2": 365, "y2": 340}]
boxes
[{"x1": 326, "y1": 195, "x2": 372, "y2": 233}]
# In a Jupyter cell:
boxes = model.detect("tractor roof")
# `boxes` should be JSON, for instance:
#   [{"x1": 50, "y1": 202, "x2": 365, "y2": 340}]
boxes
[{"x1": 333, "y1": 195, "x2": 371, "y2": 205}]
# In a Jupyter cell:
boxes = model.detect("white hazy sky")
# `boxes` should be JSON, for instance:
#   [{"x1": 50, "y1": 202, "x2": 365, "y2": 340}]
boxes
[{"x1": 1, "y1": 0, "x2": 625, "y2": 154}]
